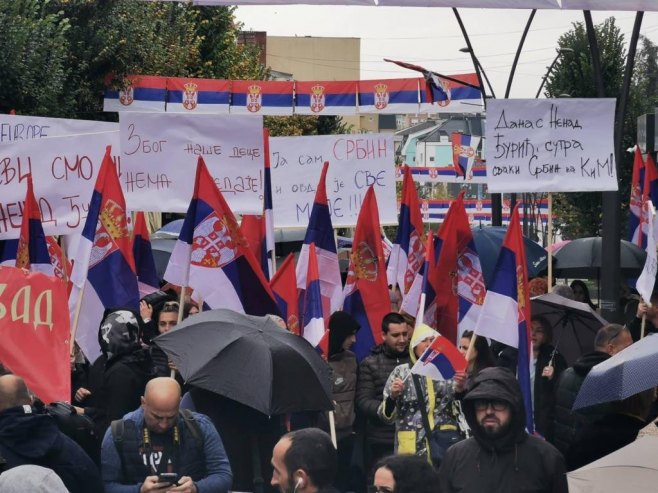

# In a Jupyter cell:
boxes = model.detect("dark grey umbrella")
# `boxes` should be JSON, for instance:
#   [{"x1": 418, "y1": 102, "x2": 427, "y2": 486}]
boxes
[
  {"x1": 574, "y1": 333, "x2": 658, "y2": 410},
  {"x1": 154, "y1": 309, "x2": 333, "y2": 416},
  {"x1": 531, "y1": 293, "x2": 609, "y2": 367},
  {"x1": 553, "y1": 237, "x2": 646, "y2": 279},
  {"x1": 150, "y1": 238, "x2": 176, "y2": 282}
]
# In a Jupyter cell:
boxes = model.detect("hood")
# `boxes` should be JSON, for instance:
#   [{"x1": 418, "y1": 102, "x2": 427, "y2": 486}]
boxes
[
  {"x1": 409, "y1": 324, "x2": 439, "y2": 364},
  {"x1": 462, "y1": 367, "x2": 526, "y2": 451},
  {"x1": 98, "y1": 308, "x2": 142, "y2": 361},
  {"x1": 573, "y1": 351, "x2": 609, "y2": 376},
  {"x1": 0, "y1": 407, "x2": 62, "y2": 459},
  {"x1": 328, "y1": 311, "x2": 360, "y2": 357}
]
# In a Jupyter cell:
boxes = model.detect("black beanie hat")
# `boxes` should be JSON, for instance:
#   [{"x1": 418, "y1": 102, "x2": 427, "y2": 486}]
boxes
[{"x1": 328, "y1": 311, "x2": 360, "y2": 356}]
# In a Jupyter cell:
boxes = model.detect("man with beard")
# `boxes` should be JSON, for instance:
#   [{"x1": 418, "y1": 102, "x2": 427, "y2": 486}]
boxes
[
  {"x1": 438, "y1": 367, "x2": 568, "y2": 493},
  {"x1": 270, "y1": 428, "x2": 338, "y2": 493}
]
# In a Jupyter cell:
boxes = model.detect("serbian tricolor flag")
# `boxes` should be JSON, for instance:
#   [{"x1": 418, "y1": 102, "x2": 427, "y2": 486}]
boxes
[
  {"x1": 263, "y1": 129, "x2": 275, "y2": 280},
  {"x1": 451, "y1": 132, "x2": 481, "y2": 179},
  {"x1": 132, "y1": 212, "x2": 160, "y2": 297},
  {"x1": 167, "y1": 78, "x2": 230, "y2": 114},
  {"x1": 164, "y1": 156, "x2": 280, "y2": 317},
  {"x1": 342, "y1": 186, "x2": 389, "y2": 361},
  {"x1": 240, "y1": 214, "x2": 268, "y2": 278},
  {"x1": 630, "y1": 146, "x2": 645, "y2": 246},
  {"x1": 103, "y1": 75, "x2": 167, "y2": 112},
  {"x1": 358, "y1": 78, "x2": 420, "y2": 114},
  {"x1": 68, "y1": 146, "x2": 139, "y2": 362},
  {"x1": 640, "y1": 154, "x2": 658, "y2": 249},
  {"x1": 295, "y1": 81, "x2": 357, "y2": 115},
  {"x1": 417, "y1": 230, "x2": 436, "y2": 325},
  {"x1": 270, "y1": 253, "x2": 300, "y2": 335},
  {"x1": 421, "y1": 73, "x2": 483, "y2": 114},
  {"x1": 296, "y1": 162, "x2": 343, "y2": 317},
  {"x1": 473, "y1": 205, "x2": 533, "y2": 433},
  {"x1": 230, "y1": 80, "x2": 294, "y2": 115},
  {"x1": 302, "y1": 243, "x2": 326, "y2": 347},
  {"x1": 46, "y1": 237, "x2": 72, "y2": 284},
  {"x1": 411, "y1": 335, "x2": 467, "y2": 380},
  {"x1": 387, "y1": 165, "x2": 425, "y2": 297}
]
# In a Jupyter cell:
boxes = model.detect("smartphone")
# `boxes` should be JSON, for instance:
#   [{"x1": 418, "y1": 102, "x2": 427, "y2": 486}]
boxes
[{"x1": 157, "y1": 472, "x2": 180, "y2": 485}]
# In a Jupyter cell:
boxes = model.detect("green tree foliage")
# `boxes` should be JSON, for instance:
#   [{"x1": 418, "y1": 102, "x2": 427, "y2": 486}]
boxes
[
  {"x1": 1, "y1": 1, "x2": 266, "y2": 119},
  {"x1": 545, "y1": 18, "x2": 658, "y2": 239},
  {"x1": 265, "y1": 115, "x2": 351, "y2": 137}
]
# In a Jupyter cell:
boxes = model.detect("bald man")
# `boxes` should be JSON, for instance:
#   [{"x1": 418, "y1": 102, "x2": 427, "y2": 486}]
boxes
[
  {"x1": 0, "y1": 375, "x2": 103, "y2": 493},
  {"x1": 101, "y1": 377, "x2": 232, "y2": 493}
]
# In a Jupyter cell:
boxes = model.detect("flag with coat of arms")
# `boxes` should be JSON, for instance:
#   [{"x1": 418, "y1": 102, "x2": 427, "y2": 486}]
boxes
[{"x1": 451, "y1": 132, "x2": 481, "y2": 179}]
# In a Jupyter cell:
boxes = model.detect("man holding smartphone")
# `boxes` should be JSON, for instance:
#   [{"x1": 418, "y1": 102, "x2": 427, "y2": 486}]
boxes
[{"x1": 101, "y1": 378, "x2": 232, "y2": 493}]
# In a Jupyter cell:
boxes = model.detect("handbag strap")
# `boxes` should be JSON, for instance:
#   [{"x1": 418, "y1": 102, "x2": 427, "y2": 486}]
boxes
[{"x1": 411, "y1": 373, "x2": 433, "y2": 438}]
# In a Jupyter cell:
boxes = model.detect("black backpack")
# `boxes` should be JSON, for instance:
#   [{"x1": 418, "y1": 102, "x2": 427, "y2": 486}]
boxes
[{"x1": 44, "y1": 402, "x2": 101, "y2": 466}]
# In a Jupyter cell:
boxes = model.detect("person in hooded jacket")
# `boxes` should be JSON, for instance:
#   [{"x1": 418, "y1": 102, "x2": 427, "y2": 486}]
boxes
[
  {"x1": 438, "y1": 367, "x2": 568, "y2": 493},
  {"x1": 75, "y1": 308, "x2": 153, "y2": 434},
  {"x1": 378, "y1": 324, "x2": 456, "y2": 463},
  {"x1": 0, "y1": 375, "x2": 103, "y2": 493}
]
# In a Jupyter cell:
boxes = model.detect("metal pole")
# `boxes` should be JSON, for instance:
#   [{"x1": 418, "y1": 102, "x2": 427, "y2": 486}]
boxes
[
  {"x1": 505, "y1": 9, "x2": 537, "y2": 99},
  {"x1": 452, "y1": 8, "x2": 487, "y2": 109}
]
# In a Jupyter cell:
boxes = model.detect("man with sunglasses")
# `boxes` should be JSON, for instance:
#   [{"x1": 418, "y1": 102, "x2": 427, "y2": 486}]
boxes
[{"x1": 438, "y1": 367, "x2": 568, "y2": 493}]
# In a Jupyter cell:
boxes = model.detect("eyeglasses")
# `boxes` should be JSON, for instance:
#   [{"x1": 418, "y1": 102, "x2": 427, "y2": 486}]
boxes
[
  {"x1": 368, "y1": 487, "x2": 394, "y2": 493},
  {"x1": 473, "y1": 399, "x2": 509, "y2": 412}
]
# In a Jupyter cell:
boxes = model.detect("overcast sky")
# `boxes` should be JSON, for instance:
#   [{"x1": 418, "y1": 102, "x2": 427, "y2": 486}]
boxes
[{"x1": 234, "y1": 6, "x2": 658, "y2": 98}]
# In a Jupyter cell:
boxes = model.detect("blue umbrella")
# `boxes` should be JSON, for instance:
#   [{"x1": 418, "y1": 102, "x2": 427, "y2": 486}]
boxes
[
  {"x1": 573, "y1": 333, "x2": 658, "y2": 410},
  {"x1": 471, "y1": 226, "x2": 548, "y2": 287}
]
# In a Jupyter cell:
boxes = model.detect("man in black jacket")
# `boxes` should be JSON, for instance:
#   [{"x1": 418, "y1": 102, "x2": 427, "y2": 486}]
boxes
[
  {"x1": 355, "y1": 312, "x2": 409, "y2": 474},
  {"x1": 552, "y1": 323, "x2": 633, "y2": 456},
  {"x1": 439, "y1": 367, "x2": 568, "y2": 493},
  {"x1": 0, "y1": 375, "x2": 103, "y2": 493}
]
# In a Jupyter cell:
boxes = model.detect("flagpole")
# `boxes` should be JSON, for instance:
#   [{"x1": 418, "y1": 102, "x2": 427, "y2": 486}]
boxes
[
  {"x1": 69, "y1": 283, "x2": 86, "y2": 355},
  {"x1": 547, "y1": 193, "x2": 553, "y2": 290},
  {"x1": 328, "y1": 411, "x2": 338, "y2": 449},
  {"x1": 59, "y1": 237, "x2": 69, "y2": 285},
  {"x1": 415, "y1": 292, "x2": 426, "y2": 328}
]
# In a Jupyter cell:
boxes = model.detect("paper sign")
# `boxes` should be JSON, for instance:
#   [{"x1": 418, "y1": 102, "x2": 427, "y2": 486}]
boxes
[
  {"x1": 119, "y1": 113, "x2": 264, "y2": 213},
  {"x1": 485, "y1": 99, "x2": 618, "y2": 193},
  {"x1": 0, "y1": 115, "x2": 116, "y2": 144},
  {"x1": 270, "y1": 134, "x2": 397, "y2": 228},
  {"x1": 0, "y1": 132, "x2": 119, "y2": 239}
]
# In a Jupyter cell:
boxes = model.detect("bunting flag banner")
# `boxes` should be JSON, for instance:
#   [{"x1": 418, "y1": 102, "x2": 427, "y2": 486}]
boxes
[
  {"x1": 387, "y1": 165, "x2": 425, "y2": 297},
  {"x1": 342, "y1": 186, "x2": 389, "y2": 361},
  {"x1": 167, "y1": 78, "x2": 230, "y2": 114},
  {"x1": 240, "y1": 214, "x2": 268, "y2": 279},
  {"x1": 46, "y1": 237, "x2": 72, "y2": 284},
  {"x1": 231, "y1": 80, "x2": 294, "y2": 115},
  {"x1": 270, "y1": 253, "x2": 300, "y2": 335},
  {"x1": 451, "y1": 133, "x2": 481, "y2": 179},
  {"x1": 132, "y1": 212, "x2": 160, "y2": 297},
  {"x1": 641, "y1": 154, "x2": 658, "y2": 249},
  {"x1": 473, "y1": 205, "x2": 533, "y2": 433},
  {"x1": 411, "y1": 334, "x2": 467, "y2": 380},
  {"x1": 358, "y1": 78, "x2": 420, "y2": 114},
  {"x1": 296, "y1": 162, "x2": 343, "y2": 317},
  {"x1": 0, "y1": 266, "x2": 71, "y2": 404},
  {"x1": 9, "y1": 175, "x2": 54, "y2": 276},
  {"x1": 103, "y1": 75, "x2": 168, "y2": 112},
  {"x1": 636, "y1": 200, "x2": 657, "y2": 304},
  {"x1": 302, "y1": 243, "x2": 326, "y2": 347},
  {"x1": 68, "y1": 146, "x2": 139, "y2": 362},
  {"x1": 394, "y1": 164, "x2": 488, "y2": 184},
  {"x1": 263, "y1": 129, "x2": 275, "y2": 280},
  {"x1": 630, "y1": 146, "x2": 645, "y2": 246},
  {"x1": 164, "y1": 156, "x2": 280, "y2": 317},
  {"x1": 295, "y1": 81, "x2": 358, "y2": 115}
]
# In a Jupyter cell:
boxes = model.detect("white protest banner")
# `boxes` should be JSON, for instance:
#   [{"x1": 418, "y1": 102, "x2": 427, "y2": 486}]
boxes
[
  {"x1": 485, "y1": 99, "x2": 618, "y2": 193},
  {"x1": 119, "y1": 113, "x2": 264, "y2": 213},
  {"x1": 270, "y1": 134, "x2": 397, "y2": 228},
  {"x1": 0, "y1": 115, "x2": 116, "y2": 144},
  {"x1": 0, "y1": 132, "x2": 119, "y2": 239},
  {"x1": 561, "y1": 0, "x2": 658, "y2": 11}
]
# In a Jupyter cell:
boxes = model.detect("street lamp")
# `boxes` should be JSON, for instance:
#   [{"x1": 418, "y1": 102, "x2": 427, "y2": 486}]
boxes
[
  {"x1": 535, "y1": 48, "x2": 574, "y2": 99},
  {"x1": 459, "y1": 47, "x2": 497, "y2": 99}
]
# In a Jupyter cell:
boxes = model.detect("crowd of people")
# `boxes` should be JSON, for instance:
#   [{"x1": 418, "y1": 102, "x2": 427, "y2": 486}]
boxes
[{"x1": 0, "y1": 282, "x2": 655, "y2": 493}]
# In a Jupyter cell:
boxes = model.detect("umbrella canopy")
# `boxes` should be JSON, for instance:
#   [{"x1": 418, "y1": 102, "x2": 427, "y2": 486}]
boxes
[
  {"x1": 567, "y1": 436, "x2": 658, "y2": 493},
  {"x1": 531, "y1": 293, "x2": 608, "y2": 366},
  {"x1": 573, "y1": 333, "x2": 658, "y2": 410},
  {"x1": 553, "y1": 237, "x2": 646, "y2": 279},
  {"x1": 154, "y1": 309, "x2": 333, "y2": 416},
  {"x1": 471, "y1": 226, "x2": 548, "y2": 286}
]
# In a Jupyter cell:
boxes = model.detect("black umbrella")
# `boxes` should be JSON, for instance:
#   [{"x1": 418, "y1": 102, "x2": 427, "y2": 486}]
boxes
[
  {"x1": 531, "y1": 293, "x2": 609, "y2": 367},
  {"x1": 553, "y1": 237, "x2": 646, "y2": 279},
  {"x1": 154, "y1": 309, "x2": 333, "y2": 416},
  {"x1": 471, "y1": 226, "x2": 548, "y2": 286}
]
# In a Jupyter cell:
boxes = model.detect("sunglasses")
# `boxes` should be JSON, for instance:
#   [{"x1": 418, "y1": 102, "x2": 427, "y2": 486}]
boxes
[
  {"x1": 368, "y1": 487, "x2": 394, "y2": 493},
  {"x1": 473, "y1": 399, "x2": 509, "y2": 412}
]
